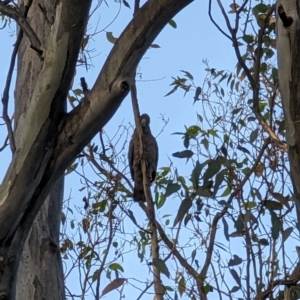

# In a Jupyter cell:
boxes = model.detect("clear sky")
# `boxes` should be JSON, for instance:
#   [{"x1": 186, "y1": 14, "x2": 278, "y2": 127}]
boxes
[{"x1": 1, "y1": 1, "x2": 298, "y2": 299}]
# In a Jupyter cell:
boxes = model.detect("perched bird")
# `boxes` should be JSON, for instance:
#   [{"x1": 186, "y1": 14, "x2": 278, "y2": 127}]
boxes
[{"x1": 128, "y1": 114, "x2": 159, "y2": 202}]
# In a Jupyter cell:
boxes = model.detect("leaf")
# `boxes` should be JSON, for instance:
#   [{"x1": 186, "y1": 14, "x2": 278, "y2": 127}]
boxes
[
  {"x1": 152, "y1": 258, "x2": 170, "y2": 278},
  {"x1": 203, "y1": 159, "x2": 222, "y2": 182},
  {"x1": 127, "y1": 209, "x2": 137, "y2": 225},
  {"x1": 235, "y1": 214, "x2": 244, "y2": 234},
  {"x1": 265, "y1": 200, "x2": 283, "y2": 211},
  {"x1": 191, "y1": 160, "x2": 204, "y2": 190},
  {"x1": 282, "y1": 227, "x2": 293, "y2": 243},
  {"x1": 270, "y1": 211, "x2": 281, "y2": 240},
  {"x1": 202, "y1": 284, "x2": 213, "y2": 294},
  {"x1": 221, "y1": 145, "x2": 228, "y2": 157},
  {"x1": 106, "y1": 32, "x2": 118, "y2": 44},
  {"x1": 164, "y1": 86, "x2": 178, "y2": 97},
  {"x1": 180, "y1": 70, "x2": 194, "y2": 80},
  {"x1": 169, "y1": 19, "x2": 177, "y2": 28},
  {"x1": 109, "y1": 263, "x2": 124, "y2": 272},
  {"x1": 228, "y1": 255, "x2": 242, "y2": 266},
  {"x1": 237, "y1": 145, "x2": 251, "y2": 155},
  {"x1": 191, "y1": 249, "x2": 197, "y2": 264},
  {"x1": 230, "y1": 286, "x2": 240, "y2": 293},
  {"x1": 196, "y1": 186, "x2": 213, "y2": 197},
  {"x1": 253, "y1": 3, "x2": 269, "y2": 15},
  {"x1": 122, "y1": 0, "x2": 130, "y2": 8},
  {"x1": 101, "y1": 278, "x2": 126, "y2": 296},
  {"x1": 178, "y1": 276, "x2": 186, "y2": 296},
  {"x1": 232, "y1": 108, "x2": 242, "y2": 115},
  {"x1": 187, "y1": 125, "x2": 201, "y2": 137},
  {"x1": 165, "y1": 183, "x2": 181, "y2": 197},
  {"x1": 271, "y1": 192, "x2": 290, "y2": 209},
  {"x1": 194, "y1": 87, "x2": 202, "y2": 102},
  {"x1": 222, "y1": 217, "x2": 229, "y2": 241},
  {"x1": 65, "y1": 162, "x2": 78, "y2": 175},
  {"x1": 258, "y1": 238, "x2": 269, "y2": 246},
  {"x1": 82, "y1": 218, "x2": 89, "y2": 233},
  {"x1": 230, "y1": 269, "x2": 241, "y2": 286},
  {"x1": 201, "y1": 138, "x2": 209, "y2": 150},
  {"x1": 172, "y1": 150, "x2": 193, "y2": 159},
  {"x1": 150, "y1": 44, "x2": 160, "y2": 48},
  {"x1": 250, "y1": 129, "x2": 259, "y2": 143},
  {"x1": 61, "y1": 212, "x2": 66, "y2": 226},
  {"x1": 214, "y1": 169, "x2": 226, "y2": 196},
  {"x1": 242, "y1": 34, "x2": 254, "y2": 44},
  {"x1": 255, "y1": 163, "x2": 264, "y2": 177},
  {"x1": 173, "y1": 198, "x2": 192, "y2": 227}
]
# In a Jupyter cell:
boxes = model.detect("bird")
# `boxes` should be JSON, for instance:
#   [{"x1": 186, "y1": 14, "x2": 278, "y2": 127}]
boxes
[{"x1": 128, "y1": 114, "x2": 159, "y2": 202}]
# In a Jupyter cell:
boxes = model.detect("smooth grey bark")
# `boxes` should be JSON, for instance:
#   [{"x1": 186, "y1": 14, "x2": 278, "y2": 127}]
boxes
[
  {"x1": 0, "y1": 0, "x2": 194, "y2": 298},
  {"x1": 15, "y1": 1, "x2": 65, "y2": 300},
  {"x1": 277, "y1": 1, "x2": 300, "y2": 297}
]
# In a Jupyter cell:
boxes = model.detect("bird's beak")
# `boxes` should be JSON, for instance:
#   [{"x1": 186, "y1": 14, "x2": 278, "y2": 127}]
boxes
[{"x1": 141, "y1": 118, "x2": 146, "y2": 127}]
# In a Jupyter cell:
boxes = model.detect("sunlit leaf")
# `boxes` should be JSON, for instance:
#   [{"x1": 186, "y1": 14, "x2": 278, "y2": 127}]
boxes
[
  {"x1": 109, "y1": 263, "x2": 124, "y2": 272},
  {"x1": 106, "y1": 32, "x2": 118, "y2": 44}
]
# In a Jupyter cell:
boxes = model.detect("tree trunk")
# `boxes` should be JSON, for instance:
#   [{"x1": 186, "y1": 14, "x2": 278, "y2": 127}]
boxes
[
  {"x1": 14, "y1": 1, "x2": 65, "y2": 299},
  {"x1": 0, "y1": 1, "x2": 192, "y2": 298}
]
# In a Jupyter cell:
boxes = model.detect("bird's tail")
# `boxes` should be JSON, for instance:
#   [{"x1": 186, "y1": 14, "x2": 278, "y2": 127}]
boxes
[{"x1": 133, "y1": 185, "x2": 146, "y2": 202}]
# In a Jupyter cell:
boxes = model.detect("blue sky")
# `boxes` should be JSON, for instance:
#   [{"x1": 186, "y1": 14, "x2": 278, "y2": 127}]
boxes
[{"x1": 1, "y1": 0, "x2": 298, "y2": 299}]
